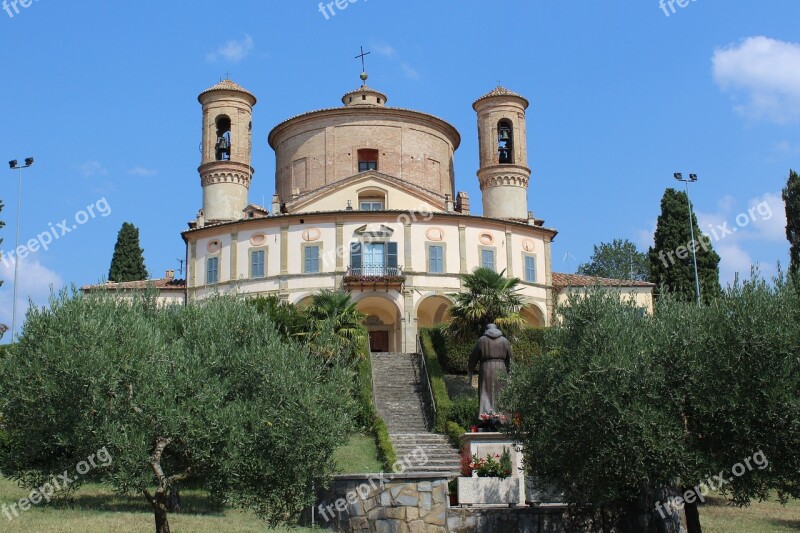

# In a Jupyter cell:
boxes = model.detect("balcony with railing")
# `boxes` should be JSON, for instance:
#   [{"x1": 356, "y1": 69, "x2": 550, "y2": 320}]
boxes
[{"x1": 343, "y1": 266, "x2": 406, "y2": 291}]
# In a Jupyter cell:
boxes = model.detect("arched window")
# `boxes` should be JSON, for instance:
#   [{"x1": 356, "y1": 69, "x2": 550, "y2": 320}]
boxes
[
  {"x1": 215, "y1": 115, "x2": 232, "y2": 161},
  {"x1": 498, "y1": 119, "x2": 513, "y2": 164},
  {"x1": 358, "y1": 188, "x2": 386, "y2": 211}
]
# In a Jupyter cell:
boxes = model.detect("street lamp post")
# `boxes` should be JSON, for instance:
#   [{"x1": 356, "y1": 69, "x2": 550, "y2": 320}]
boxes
[
  {"x1": 8, "y1": 157, "x2": 34, "y2": 341},
  {"x1": 674, "y1": 172, "x2": 701, "y2": 306}
]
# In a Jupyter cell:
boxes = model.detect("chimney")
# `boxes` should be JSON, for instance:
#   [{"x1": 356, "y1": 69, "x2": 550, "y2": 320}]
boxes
[{"x1": 165, "y1": 270, "x2": 175, "y2": 280}]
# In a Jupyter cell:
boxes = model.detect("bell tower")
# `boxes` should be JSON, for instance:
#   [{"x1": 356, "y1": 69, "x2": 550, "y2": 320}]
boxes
[
  {"x1": 198, "y1": 79, "x2": 257, "y2": 224},
  {"x1": 473, "y1": 87, "x2": 531, "y2": 220}
]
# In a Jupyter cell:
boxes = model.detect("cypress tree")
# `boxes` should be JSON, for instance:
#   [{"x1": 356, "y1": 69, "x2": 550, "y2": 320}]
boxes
[
  {"x1": 783, "y1": 169, "x2": 800, "y2": 276},
  {"x1": 108, "y1": 222, "x2": 148, "y2": 282},
  {"x1": 648, "y1": 189, "x2": 721, "y2": 302}
]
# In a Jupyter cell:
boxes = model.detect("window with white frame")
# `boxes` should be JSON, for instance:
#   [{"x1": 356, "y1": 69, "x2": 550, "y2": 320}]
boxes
[{"x1": 481, "y1": 248, "x2": 496, "y2": 271}]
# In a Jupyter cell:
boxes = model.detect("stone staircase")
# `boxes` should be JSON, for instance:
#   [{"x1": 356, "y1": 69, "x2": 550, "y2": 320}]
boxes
[{"x1": 371, "y1": 352, "x2": 461, "y2": 477}]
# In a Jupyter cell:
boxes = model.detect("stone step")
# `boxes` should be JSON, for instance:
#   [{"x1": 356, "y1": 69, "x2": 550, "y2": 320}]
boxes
[{"x1": 371, "y1": 353, "x2": 461, "y2": 479}]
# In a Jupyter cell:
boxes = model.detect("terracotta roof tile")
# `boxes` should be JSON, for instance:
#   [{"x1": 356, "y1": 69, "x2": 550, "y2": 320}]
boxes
[
  {"x1": 198, "y1": 79, "x2": 257, "y2": 103},
  {"x1": 82, "y1": 277, "x2": 186, "y2": 292},
  {"x1": 552, "y1": 272, "x2": 655, "y2": 289},
  {"x1": 473, "y1": 86, "x2": 529, "y2": 107}
]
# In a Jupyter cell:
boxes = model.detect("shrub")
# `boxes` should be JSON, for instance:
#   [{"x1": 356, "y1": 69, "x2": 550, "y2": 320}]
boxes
[
  {"x1": 420, "y1": 329, "x2": 452, "y2": 431},
  {"x1": 446, "y1": 421, "x2": 467, "y2": 449},
  {"x1": 354, "y1": 344, "x2": 396, "y2": 472},
  {"x1": 449, "y1": 395, "x2": 479, "y2": 430},
  {"x1": 373, "y1": 417, "x2": 396, "y2": 471}
]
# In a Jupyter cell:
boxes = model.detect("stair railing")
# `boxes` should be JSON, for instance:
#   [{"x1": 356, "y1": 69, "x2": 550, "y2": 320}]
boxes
[
  {"x1": 368, "y1": 334, "x2": 376, "y2": 406},
  {"x1": 417, "y1": 334, "x2": 437, "y2": 430}
]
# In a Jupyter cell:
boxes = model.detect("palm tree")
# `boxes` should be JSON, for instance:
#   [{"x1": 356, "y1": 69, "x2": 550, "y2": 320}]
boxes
[
  {"x1": 449, "y1": 268, "x2": 524, "y2": 340},
  {"x1": 305, "y1": 289, "x2": 367, "y2": 343}
]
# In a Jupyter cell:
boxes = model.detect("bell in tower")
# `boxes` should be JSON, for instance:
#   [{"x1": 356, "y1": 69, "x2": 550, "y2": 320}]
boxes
[
  {"x1": 197, "y1": 79, "x2": 257, "y2": 223},
  {"x1": 498, "y1": 121, "x2": 513, "y2": 164}
]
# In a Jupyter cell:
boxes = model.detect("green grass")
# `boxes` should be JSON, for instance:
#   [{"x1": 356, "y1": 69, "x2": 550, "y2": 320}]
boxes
[
  {"x1": 332, "y1": 433, "x2": 383, "y2": 474},
  {"x1": 3, "y1": 472, "x2": 799, "y2": 532},
  {"x1": 0, "y1": 477, "x2": 318, "y2": 532},
  {"x1": 700, "y1": 494, "x2": 800, "y2": 532},
  {"x1": 0, "y1": 434, "x2": 379, "y2": 532}
]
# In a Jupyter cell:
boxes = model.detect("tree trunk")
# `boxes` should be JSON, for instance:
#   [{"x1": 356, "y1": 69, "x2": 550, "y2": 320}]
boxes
[
  {"x1": 152, "y1": 490, "x2": 171, "y2": 533},
  {"x1": 683, "y1": 498, "x2": 702, "y2": 533},
  {"x1": 166, "y1": 482, "x2": 181, "y2": 513},
  {"x1": 616, "y1": 485, "x2": 687, "y2": 533}
]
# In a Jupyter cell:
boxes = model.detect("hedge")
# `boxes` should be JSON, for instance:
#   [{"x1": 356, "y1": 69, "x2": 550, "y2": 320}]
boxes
[
  {"x1": 422, "y1": 326, "x2": 547, "y2": 374},
  {"x1": 446, "y1": 421, "x2": 467, "y2": 449},
  {"x1": 419, "y1": 329, "x2": 452, "y2": 432},
  {"x1": 449, "y1": 394, "x2": 479, "y2": 430},
  {"x1": 356, "y1": 350, "x2": 396, "y2": 471}
]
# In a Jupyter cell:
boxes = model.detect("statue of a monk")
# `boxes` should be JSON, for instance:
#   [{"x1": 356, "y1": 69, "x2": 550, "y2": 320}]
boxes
[{"x1": 467, "y1": 324, "x2": 512, "y2": 416}]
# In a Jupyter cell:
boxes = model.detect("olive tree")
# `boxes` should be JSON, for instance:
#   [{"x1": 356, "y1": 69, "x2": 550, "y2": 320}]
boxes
[
  {"x1": 503, "y1": 275, "x2": 800, "y2": 532},
  {"x1": 0, "y1": 291, "x2": 355, "y2": 533}
]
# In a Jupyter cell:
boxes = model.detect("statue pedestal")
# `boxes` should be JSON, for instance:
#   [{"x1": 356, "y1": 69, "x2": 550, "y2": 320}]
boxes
[{"x1": 457, "y1": 432, "x2": 525, "y2": 506}]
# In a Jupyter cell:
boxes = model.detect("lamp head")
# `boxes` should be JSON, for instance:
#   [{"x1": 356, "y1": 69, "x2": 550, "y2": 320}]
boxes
[
  {"x1": 689, "y1": 173, "x2": 698, "y2": 182},
  {"x1": 9, "y1": 160, "x2": 17, "y2": 169},
  {"x1": 24, "y1": 157, "x2": 34, "y2": 167},
  {"x1": 674, "y1": 172, "x2": 683, "y2": 181}
]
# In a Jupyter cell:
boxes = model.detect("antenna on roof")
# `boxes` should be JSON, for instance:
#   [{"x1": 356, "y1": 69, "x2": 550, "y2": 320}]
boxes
[
  {"x1": 176, "y1": 259, "x2": 185, "y2": 277},
  {"x1": 562, "y1": 252, "x2": 577, "y2": 274}
]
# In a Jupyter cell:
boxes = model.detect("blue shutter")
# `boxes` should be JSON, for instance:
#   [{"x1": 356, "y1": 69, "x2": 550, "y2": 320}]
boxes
[
  {"x1": 525, "y1": 256, "x2": 536, "y2": 282},
  {"x1": 350, "y1": 242, "x2": 362, "y2": 273},
  {"x1": 305, "y1": 246, "x2": 320, "y2": 273},
  {"x1": 387, "y1": 242, "x2": 398, "y2": 271},
  {"x1": 429, "y1": 245, "x2": 443, "y2": 273},
  {"x1": 207, "y1": 257, "x2": 219, "y2": 284},
  {"x1": 252, "y1": 250, "x2": 265, "y2": 278}
]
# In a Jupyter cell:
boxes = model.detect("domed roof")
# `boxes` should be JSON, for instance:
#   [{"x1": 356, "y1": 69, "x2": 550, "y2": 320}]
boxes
[
  {"x1": 198, "y1": 79, "x2": 257, "y2": 104},
  {"x1": 342, "y1": 84, "x2": 388, "y2": 107},
  {"x1": 473, "y1": 86, "x2": 528, "y2": 108}
]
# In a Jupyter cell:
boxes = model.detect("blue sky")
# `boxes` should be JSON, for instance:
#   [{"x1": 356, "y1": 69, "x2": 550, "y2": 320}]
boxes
[{"x1": 1, "y1": 0, "x2": 799, "y2": 337}]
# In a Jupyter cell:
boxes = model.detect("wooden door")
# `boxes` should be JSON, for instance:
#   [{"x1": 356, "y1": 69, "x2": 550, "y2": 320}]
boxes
[{"x1": 369, "y1": 331, "x2": 389, "y2": 353}]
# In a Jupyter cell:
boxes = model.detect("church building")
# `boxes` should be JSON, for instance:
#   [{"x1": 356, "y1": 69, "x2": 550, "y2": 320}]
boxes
[{"x1": 86, "y1": 73, "x2": 653, "y2": 353}]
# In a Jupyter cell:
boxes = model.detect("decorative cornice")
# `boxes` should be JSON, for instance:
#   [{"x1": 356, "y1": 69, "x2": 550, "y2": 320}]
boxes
[
  {"x1": 200, "y1": 170, "x2": 252, "y2": 188},
  {"x1": 478, "y1": 174, "x2": 529, "y2": 190},
  {"x1": 199, "y1": 161, "x2": 254, "y2": 188}
]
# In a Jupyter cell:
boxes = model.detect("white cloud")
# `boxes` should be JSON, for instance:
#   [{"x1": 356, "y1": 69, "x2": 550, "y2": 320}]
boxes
[
  {"x1": 206, "y1": 35, "x2": 254, "y2": 63},
  {"x1": 0, "y1": 258, "x2": 62, "y2": 339},
  {"x1": 78, "y1": 160, "x2": 108, "y2": 177},
  {"x1": 695, "y1": 191, "x2": 787, "y2": 285},
  {"x1": 712, "y1": 36, "x2": 800, "y2": 123},
  {"x1": 371, "y1": 43, "x2": 396, "y2": 57},
  {"x1": 401, "y1": 63, "x2": 420, "y2": 80},
  {"x1": 128, "y1": 166, "x2": 158, "y2": 177}
]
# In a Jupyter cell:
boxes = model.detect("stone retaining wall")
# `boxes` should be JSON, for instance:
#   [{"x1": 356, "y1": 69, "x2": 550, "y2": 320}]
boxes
[
  {"x1": 313, "y1": 473, "x2": 449, "y2": 532},
  {"x1": 310, "y1": 473, "x2": 578, "y2": 532}
]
